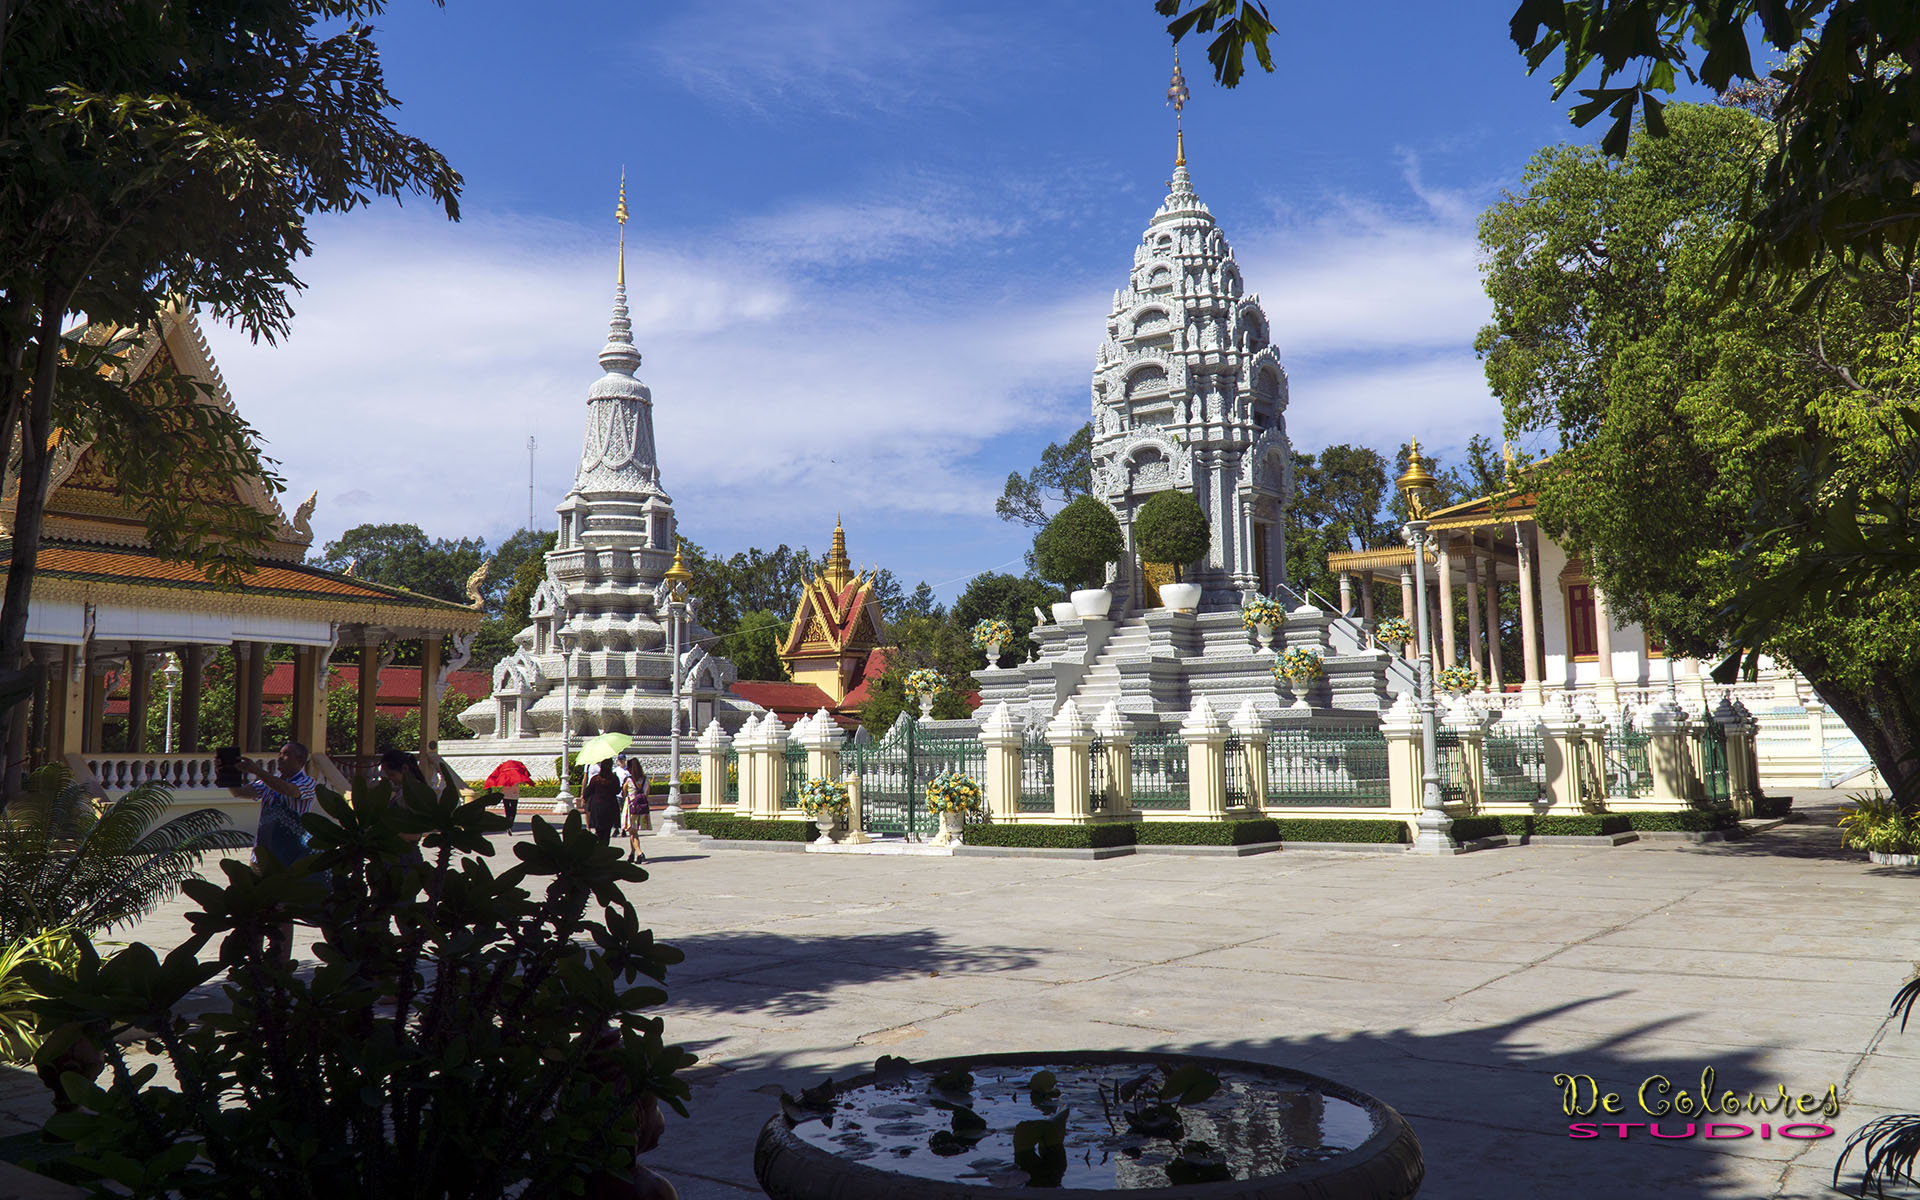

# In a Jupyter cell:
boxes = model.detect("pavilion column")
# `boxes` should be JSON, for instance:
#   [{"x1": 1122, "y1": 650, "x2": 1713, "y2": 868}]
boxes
[
  {"x1": 1337, "y1": 572, "x2": 1353, "y2": 617},
  {"x1": 1592, "y1": 584, "x2": 1619, "y2": 707},
  {"x1": 418, "y1": 636, "x2": 443, "y2": 784},
  {"x1": 1360, "y1": 573, "x2": 1375, "y2": 623},
  {"x1": 234, "y1": 645, "x2": 257, "y2": 748},
  {"x1": 1463, "y1": 542, "x2": 1484, "y2": 681},
  {"x1": 180, "y1": 648, "x2": 204, "y2": 752},
  {"x1": 51, "y1": 647, "x2": 81, "y2": 757},
  {"x1": 1398, "y1": 568, "x2": 1416, "y2": 663},
  {"x1": 244, "y1": 644, "x2": 267, "y2": 752},
  {"x1": 84, "y1": 660, "x2": 108, "y2": 753},
  {"x1": 125, "y1": 642, "x2": 151, "y2": 754},
  {"x1": 1483, "y1": 556, "x2": 1504, "y2": 690},
  {"x1": 1435, "y1": 535, "x2": 1457, "y2": 669},
  {"x1": 1516, "y1": 524, "x2": 1543, "y2": 705},
  {"x1": 357, "y1": 637, "x2": 380, "y2": 758}
]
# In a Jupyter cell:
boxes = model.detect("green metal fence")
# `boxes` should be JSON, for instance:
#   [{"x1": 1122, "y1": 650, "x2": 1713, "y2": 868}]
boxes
[
  {"x1": 724, "y1": 746, "x2": 739, "y2": 806},
  {"x1": 1481, "y1": 727, "x2": 1546, "y2": 807},
  {"x1": 1605, "y1": 727, "x2": 1653, "y2": 798},
  {"x1": 1700, "y1": 717, "x2": 1730, "y2": 806},
  {"x1": 1089, "y1": 735, "x2": 1110, "y2": 808},
  {"x1": 1432, "y1": 728, "x2": 1470, "y2": 808},
  {"x1": 781, "y1": 739, "x2": 808, "y2": 809},
  {"x1": 1263, "y1": 724, "x2": 1389, "y2": 807},
  {"x1": 846, "y1": 715, "x2": 943, "y2": 839},
  {"x1": 1131, "y1": 727, "x2": 1189, "y2": 810},
  {"x1": 1223, "y1": 733, "x2": 1248, "y2": 806},
  {"x1": 1019, "y1": 728, "x2": 1053, "y2": 812}
]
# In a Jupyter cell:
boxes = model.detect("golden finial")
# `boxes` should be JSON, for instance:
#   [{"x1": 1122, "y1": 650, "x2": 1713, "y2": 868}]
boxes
[
  {"x1": 1501, "y1": 438, "x2": 1516, "y2": 485},
  {"x1": 615, "y1": 167, "x2": 629, "y2": 287},
  {"x1": 1167, "y1": 50, "x2": 1190, "y2": 167},
  {"x1": 1397, "y1": 437, "x2": 1437, "y2": 520},
  {"x1": 663, "y1": 539, "x2": 693, "y2": 587},
  {"x1": 825, "y1": 515, "x2": 852, "y2": 587}
]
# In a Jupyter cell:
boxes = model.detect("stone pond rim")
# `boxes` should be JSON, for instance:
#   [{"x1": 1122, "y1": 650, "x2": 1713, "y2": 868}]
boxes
[{"x1": 752, "y1": 1050, "x2": 1425, "y2": 1200}]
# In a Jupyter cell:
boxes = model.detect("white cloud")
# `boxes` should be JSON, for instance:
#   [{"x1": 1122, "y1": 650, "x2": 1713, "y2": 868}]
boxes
[
  {"x1": 1286, "y1": 354, "x2": 1502, "y2": 461},
  {"x1": 645, "y1": 0, "x2": 1001, "y2": 117}
]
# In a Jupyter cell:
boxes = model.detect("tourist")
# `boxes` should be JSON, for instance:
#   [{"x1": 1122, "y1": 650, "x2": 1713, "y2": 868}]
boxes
[
  {"x1": 582, "y1": 757, "x2": 621, "y2": 848},
  {"x1": 621, "y1": 756, "x2": 651, "y2": 863},
  {"x1": 379, "y1": 749, "x2": 430, "y2": 847},
  {"x1": 230, "y1": 741, "x2": 319, "y2": 869}
]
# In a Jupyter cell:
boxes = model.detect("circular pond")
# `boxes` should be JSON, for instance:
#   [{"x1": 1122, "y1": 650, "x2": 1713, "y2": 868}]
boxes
[{"x1": 754, "y1": 1050, "x2": 1422, "y2": 1199}]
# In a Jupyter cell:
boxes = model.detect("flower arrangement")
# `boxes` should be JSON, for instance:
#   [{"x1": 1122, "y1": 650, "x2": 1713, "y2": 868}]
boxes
[
  {"x1": 924, "y1": 772, "x2": 984, "y2": 814},
  {"x1": 905, "y1": 668, "x2": 947, "y2": 699},
  {"x1": 971, "y1": 618, "x2": 1014, "y2": 650},
  {"x1": 796, "y1": 776, "x2": 850, "y2": 819},
  {"x1": 1241, "y1": 595, "x2": 1284, "y2": 629},
  {"x1": 1272, "y1": 646, "x2": 1325, "y2": 685},
  {"x1": 1374, "y1": 616, "x2": 1413, "y2": 646},
  {"x1": 1437, "y1": 666, "x2": 1478, "y2": 696}
]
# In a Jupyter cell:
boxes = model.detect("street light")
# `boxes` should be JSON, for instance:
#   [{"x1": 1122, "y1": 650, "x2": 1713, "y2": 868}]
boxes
[
  {"x1": 658, "y1": 543, "x2": 693, "y2": 836},
  {"x1": 1398, "y1": 439, "x2": 1454, "y2": 855},
  {"x1": 553, "y1": 613, "x2": 578, "y2": 815},
  {"x1": 161, "y1": 652, "x2": 182, "y2": 753}
]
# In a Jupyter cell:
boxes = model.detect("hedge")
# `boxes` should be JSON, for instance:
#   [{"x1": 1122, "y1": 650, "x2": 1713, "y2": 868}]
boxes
[
  {"x1": 1752, "y1": 794, "x2": 1792, "y2": 819},
  {"x1": 1268, "y1": 818, "x2": 1407, "y2": 844},
  {"x1": 1136, "y1": 819, "x2": 1280, "y2": 846},
  {"x1": 682, "y1": 814, "x2": 812, "y2": 842},
  {"x1": 966, "y1": 823, "x2": 1137, "y2": 849},
  {"x1": 1624, "y1": 808, "x2": 1741, "y2": 833}
]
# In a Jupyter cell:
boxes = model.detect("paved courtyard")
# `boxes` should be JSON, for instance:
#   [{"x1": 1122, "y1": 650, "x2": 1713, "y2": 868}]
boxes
[{"x1": 4, "y1": 791, "x2": 1915, "y2": 1199}]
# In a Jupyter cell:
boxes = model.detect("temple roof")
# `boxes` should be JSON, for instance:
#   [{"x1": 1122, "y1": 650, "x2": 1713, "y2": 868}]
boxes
[{"x1": 779, "y1": 519, "x2": 886, "y2": 660}]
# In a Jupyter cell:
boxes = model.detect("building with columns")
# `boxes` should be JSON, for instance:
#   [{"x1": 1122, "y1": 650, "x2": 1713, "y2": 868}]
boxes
[
  {"x1": 1329, "y1": 480, "x2": 1717, "y2": 708},
  {"x1": 0, "y1": 307, "x2": 485, "y2": 810}
]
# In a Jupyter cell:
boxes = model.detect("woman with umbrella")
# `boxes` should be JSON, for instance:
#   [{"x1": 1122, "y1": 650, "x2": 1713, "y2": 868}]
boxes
[
  {"x1": 582, "y1": 758, "x2": 622, "y2": 847},
  {"x1": 483, "y1": 760, "x2": 534, "y2": 830}
]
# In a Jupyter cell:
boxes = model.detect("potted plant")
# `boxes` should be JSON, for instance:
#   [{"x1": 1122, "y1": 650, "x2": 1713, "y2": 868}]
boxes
[
  {"x1": 1373, "y1": 616, "x2": 1413, "y2": 650},
  {"x1": 1241, "y1": 594, "x2": 1285, "y2": 650},
  {"x1": 1133, "y1": 489, "x2": 1210, "y2": 612},
  {"x1": 1838, "y1": 792, "x2": 1918, "y2": 866},
  {"x1": 1033, "y1": 496, "x2": 1123, "y2": 620},
  {"x1": 797, "y1": 776, "x2": 852, "y2": 845},
  {"x1": 970, "y1": 618, "x2": 1014, "y2": 668},
  {"x1": 924, "y1": 772, "x2": 984, "y2": 846},
  {"x1": 905, "y1": 668, "x2": 948, "y2": 719},
  {"x1": 1437, "y1": 665, "x2": 1477, "y2": 697},
  {"x1": 1273, "y1": 646, "x2": 1324, "y2": 708}
]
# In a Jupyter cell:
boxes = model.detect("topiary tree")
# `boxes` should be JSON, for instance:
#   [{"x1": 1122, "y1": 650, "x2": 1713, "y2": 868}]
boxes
[
  {"x1": 1032, "y1": 496, "x2": 1123, "y2": 591},
  {"x1": 1132, "y1": 490, "x2": 1210, "y2": 581}
]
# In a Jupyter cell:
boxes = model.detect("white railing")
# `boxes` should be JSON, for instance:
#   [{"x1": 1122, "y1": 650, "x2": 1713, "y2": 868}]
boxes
[{"x1": 83, "y1": 753, "x2": 223, "y2": 796}]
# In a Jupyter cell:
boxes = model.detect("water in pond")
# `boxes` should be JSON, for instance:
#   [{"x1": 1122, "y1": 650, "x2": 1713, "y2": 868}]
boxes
[{"x1": 788, "y1": 1061, "x2": 1377, "y2": 1189}]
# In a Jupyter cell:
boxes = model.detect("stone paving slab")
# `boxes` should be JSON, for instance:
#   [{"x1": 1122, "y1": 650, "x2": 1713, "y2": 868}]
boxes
[{"x1": 1, "y1": 790, "x2": 1914, "y2": 1200}]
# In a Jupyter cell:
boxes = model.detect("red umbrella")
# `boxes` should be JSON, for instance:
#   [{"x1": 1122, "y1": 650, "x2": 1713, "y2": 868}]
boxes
[{"x1": 483, "y1": 760, "x2": 534, "y2": 789}]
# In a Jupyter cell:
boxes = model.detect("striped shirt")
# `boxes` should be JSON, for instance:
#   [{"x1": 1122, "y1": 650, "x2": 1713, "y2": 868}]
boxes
[{"x1": 252, "y1": 768, "x2": 317, "y2": 816}]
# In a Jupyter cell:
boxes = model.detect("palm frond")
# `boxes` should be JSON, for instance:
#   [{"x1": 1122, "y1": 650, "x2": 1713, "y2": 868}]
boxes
[
  {"x1": 1837, "y1": 1112, "x2": 1920, "y2": 1198},
  {"x1": 1895, "y1": 974, "x2": 1920, "y2": 1033}
]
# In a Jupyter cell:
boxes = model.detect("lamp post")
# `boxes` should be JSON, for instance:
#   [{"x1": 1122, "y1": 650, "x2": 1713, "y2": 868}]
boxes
[
  {"x1": 161, "y1": 652, "x2": 182, "y2": 753},
  {"x1": 553, "y1": 616, "x2": 578, "y2": 815},
  {"x1": 1398, "y1": 440, "x2": 1454, "y2": 855},
  {"x1": 659, "y1": 544, "x2": 693, "y2": 835}
]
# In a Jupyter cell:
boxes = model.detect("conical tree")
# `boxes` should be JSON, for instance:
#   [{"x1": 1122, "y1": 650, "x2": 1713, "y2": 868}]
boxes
[{"x1": 1133, "y1": 490, "x2": 1210, "y2": 581}]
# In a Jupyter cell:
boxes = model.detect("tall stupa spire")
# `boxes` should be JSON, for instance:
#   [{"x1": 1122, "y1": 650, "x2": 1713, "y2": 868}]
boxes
[
  {"x1": 572, "y1": 171, "x2": 661, "y2": 498},
  {"x1": 599, "y1": 171, "x2": 641, "y2": 376},
  {"x1": 616, "y1": 166, "x2": 629, "y2": 287},
  {"x1": 1167, "y1": 50, "x2": 1190, "y2": 168}
]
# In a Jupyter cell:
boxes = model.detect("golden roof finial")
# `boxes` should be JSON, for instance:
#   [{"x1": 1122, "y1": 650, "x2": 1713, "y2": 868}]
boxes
[
  {"x1": 1397, "y1": 437, "x2": 1437, "y2": 520},
  {"x1": 663, "y1": 539, "x2": 693, "y2": 588},
  {"x1": 824, "y1": 515, "x2": 852, "y2": 587},
  {"x1": 1167, "y1": 50, "x2": 1190, "y2": 167},
  {"x1": 616, "y1": 167, "x2": 630, "y2": 288}
]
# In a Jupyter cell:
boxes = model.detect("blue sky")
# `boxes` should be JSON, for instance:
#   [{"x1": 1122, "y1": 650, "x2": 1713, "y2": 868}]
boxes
[{"x1": 200, "y1": 0, "x2": 1714, "y2": 600}]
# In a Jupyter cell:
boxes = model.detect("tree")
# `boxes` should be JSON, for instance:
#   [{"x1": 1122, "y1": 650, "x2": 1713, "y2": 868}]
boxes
[
  {"x1": 1132, "y1": 490, "x2": 1210, "y2": 581},
  {"x1": 1032, "y1": 496, "x2": 1124, "y2": 592},
  {"x1": 484, "y1": 528, "x2": 552, "y2": 617},
  {"x1": 949, "y1": 573, "x2": 1064, "y2": 670},
  {"x1": 895, "y1": 582, "x2": 944, "y2": 622},
  {"x1": 500, "y1": 531, "x2": 557, "y2": 628},
  {"x1": 858, "y1": 615, "x2": 975, "y2": 735},
  {"x1": 316, "y1": 524, "x2": 486, "y2": 605},
  {"x1": 0, "y1": 0, "x2": 460, "y2": 787},
  {"x1": 1477, "y1": 100, "x2": 1920, "y2": 801},
  {"x1": 724, "y1": 610, "x2": 790, "y2": 683},
  {"x1": 997, "y1": 423, "x2": 1092, "y2": 529},
  {"x1": 1156, "y1": 0, "x2": 1918, "y2": 288}
]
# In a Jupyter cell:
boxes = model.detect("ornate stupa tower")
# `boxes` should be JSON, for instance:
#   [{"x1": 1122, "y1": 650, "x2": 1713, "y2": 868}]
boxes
[
  {"x1": 451, "y1": 176, "x2": 756, "y2": 775},
  {"x1": 1088, "y1": 53, "x2": 1293, "y2": 612}
]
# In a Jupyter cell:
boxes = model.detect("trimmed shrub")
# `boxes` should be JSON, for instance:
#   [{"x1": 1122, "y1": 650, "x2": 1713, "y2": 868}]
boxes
[
  {"x1": 1626, "y1": 809, "x2": 1741, "y2": 833},
  {"x1": 1137, "y1": 819, "x2": 1280, "y2": 846},
  {"x1": 1452, "y1": 814, "x2": 1633, "y2": 842},
  {"x1": 1752, "y1": 794, "x2": 1792, "y2": 819},
  {"x1": 1132, "y1": 490, "x2": 1210, "y2": 580},
  {"x1": 1032, "y1": 496, "x2": 1124, "y2": 590},
  {"x1": 966, "y1": 822, "x2": 1137, "y2": 849},
  {"x1": 1447, "y1": 816, "x2": 1506, "y2": 843},
  {"x1": 682, "y1": 814, "x2": 812, "y2": 842},
  {"x1": 1271, "y1": 818, "x2": 1407, "y2": 844}
]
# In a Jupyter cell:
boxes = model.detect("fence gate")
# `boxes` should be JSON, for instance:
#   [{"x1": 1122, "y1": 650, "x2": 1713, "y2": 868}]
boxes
[{"x1": 847, "y1": 713, "x2": 963, "y2": 840}]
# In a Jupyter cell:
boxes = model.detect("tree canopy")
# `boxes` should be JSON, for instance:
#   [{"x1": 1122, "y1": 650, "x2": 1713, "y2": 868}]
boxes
[
  {"x1": 997, "y1": 423, "x2": 1092, "y2": 529},
  {"x1": 1032, "y1": 496, "x2": 1124, "y2": 591},
  {"x1": 1477, "y1": 100, "x2": 1920, "y2": 797}
]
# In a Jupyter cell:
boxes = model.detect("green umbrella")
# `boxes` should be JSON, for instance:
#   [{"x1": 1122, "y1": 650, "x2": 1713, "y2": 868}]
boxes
[{"x1": 575, "y1": 732, "x2": 633, "y2": 765}]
